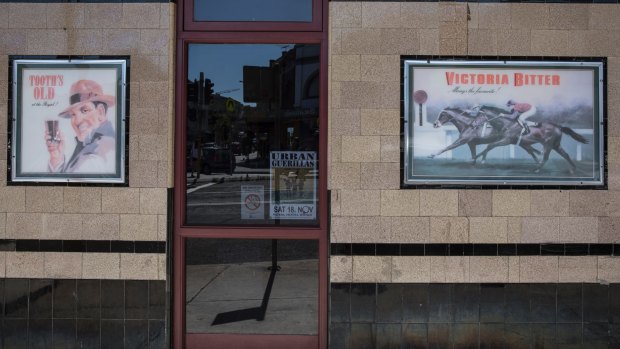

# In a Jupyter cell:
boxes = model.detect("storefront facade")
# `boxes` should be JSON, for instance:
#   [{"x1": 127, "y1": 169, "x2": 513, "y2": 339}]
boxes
[{"x1": 1, "y1": 0, "x2": 620, "y2": 348}]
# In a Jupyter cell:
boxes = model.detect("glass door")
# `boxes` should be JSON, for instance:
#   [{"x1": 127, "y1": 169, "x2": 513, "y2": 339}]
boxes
[{"x1": 173, "y1": 40, "x2": 328, "y2": 349}]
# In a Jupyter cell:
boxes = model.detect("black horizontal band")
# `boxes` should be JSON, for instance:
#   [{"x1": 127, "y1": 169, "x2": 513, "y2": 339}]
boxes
[
  {"x1": 1, "y1": 239, "x2": 165, "y2": 254},
  {"x1": 332, "y1": 243, "x2": 619, "y2": 257}
]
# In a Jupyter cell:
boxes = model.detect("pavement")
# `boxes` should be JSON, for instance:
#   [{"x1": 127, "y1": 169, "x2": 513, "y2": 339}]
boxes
[{"x1": 185, "y1": 259, "x2": 319, "y2": 335}]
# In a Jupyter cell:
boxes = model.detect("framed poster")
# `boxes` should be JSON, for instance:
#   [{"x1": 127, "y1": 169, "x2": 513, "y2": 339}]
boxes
[
  {"x1": 403, "y1": 59, "x2": 605, "y2": 187},
  {"x1": 11, "y1": 59, "x2": 127, "y2": 183}
]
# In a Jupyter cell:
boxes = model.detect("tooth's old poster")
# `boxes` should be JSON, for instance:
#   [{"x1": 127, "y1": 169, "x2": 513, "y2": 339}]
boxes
[{"x1": 11, "y1": 59, "x2": 127, "y2": 183}]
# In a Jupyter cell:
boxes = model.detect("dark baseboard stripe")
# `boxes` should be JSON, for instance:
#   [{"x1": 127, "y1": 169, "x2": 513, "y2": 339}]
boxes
[
  {"x1": 1, "y1": 239, "x2": 165, "y2": 253},
  {"x1": 4, "y1": 0, "x2": 170, "y2": 3},
  {"x1": 330, "y1": 0, "x2": 620, "y2": 3},
  {"x1": 332, "y1": 243, "x2": 619, "y2": 257}
]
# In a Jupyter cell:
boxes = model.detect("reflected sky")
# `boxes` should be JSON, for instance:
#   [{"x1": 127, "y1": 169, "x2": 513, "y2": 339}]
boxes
[
  {"x1": 188, "y1": 44, "x2": 294, "y2": 105},
  {"x1": 194, "y1": 0, "x2": 312, "y2": 22}
]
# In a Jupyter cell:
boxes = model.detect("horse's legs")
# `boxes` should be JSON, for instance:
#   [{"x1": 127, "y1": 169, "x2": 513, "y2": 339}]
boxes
[
  {"x1": 429, "y1": 137, "x2": 469, "y2": 158},
  {"x1": 554, "y1": 145, "x2": 577, "y2": 174},
  {"x1": 519, "y1": 144, "x2": 540, "y2": 164},
  {"x1": 534, "y1": 146, "x2": 553, "y2": 173},
  {"x1": 467, "y1": 143, "x2": 477, "y2": 164},
  {"x1": 475, "y1": 138, "x2": 514, "y2": 160}
]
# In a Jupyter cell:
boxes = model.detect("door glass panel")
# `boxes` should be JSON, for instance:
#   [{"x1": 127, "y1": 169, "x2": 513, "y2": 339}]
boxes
[
  {"x1": 185, "y1": 238, "x2": 318, "y2": 334},
  {"x1": 185, "y1": 44, "x2": 320, "y2": 226},
  {"x1": 194, "y1": 0, "x2": 312, "y2": 22}
]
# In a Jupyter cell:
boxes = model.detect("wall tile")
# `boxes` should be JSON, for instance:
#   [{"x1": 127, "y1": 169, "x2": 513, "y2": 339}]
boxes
[
  {"x1": 381, "y1": 190, "x2": 419, "y2": 217},
  {"x1": 42, "y1": 214, "x2": 82, "y2": 240},
  {"x1": 64, "y1": 188, "x2": 101, "y2": 214},
  {"x1": 6, "y1": 213, "x2": 43, "y2": 239},
  {"x1": 521, "y1": 217, "x2": 559, "y2": 243},
  {"x1": 469, "y1": 217, "x2": 507, "y2": 243},
  {"x1": 333, "y1": 217, "x2": 388, "y2": 243},
  {"x1": 120, "y1": 214, "x2": 158, "y2": 241},
  {"x1": 121, "y1": 254, "x2": 159, "y2": 280},
  {"x1": 0, "y1": 3, "x2": 8, "y2": 28},
  {"x1": 599, "y1": 217, "x2": 620, "y2": 243},
  {"x1": 9, "y1": 4, "x2": 47, "y2": 28},
  {"x1": 341, "y1": 135, "x2": 380, "y2": 162},
  {"x1": 530, "y1": 190, "x2": 569, "y2": 217},
  {"x1": 420, "y1": 190, "x2": 458, "y2": 217},
  {"x1": 81, "y1": 214, "x2": 120, "y2": 240},
  {"x1": 401, "y1": 3, "x2": 439, "y2": 29},
  {"x1": 330, "y1": 162, "x2": 361, "y2": 190},
  {"x1": 446, "y1": 256, "x2": 469, "y2": 283},
  {"x1": 331, "y1": 256, "x2": 353, "y2": 283},
  {"x1": 360, "y1": 162, "x2": 400, "y2": 190},
  {"x1": 381, "y1": 136, "x2": 400, "y2": 163},
  {"x1": 379, "y1": 28, "x2": 420, "y2": 55},
  {"x1": 429, "y1": 256, "x2": 447, "y2": 282},
  {"x1": 559, "y1": 217, "x2": 598, "y2": 243},
  {"x1": 360, "y1": 55, "x2": 400, "y2": 82},
  {"x1": 101, "y1": 189, "x2": 140, "y2": 214},
  {"x1": 470, "y1": 256, "x2": 509, "y2": 283},
  {"x1": 391, "y1": 217, "x2": 430, "y2": 243},
  {"x1": 569, "y1": 191, "x2": 607, "y2": 217},
  {"x1": 458, "y1": 190, "x2": 492, "y2": 217},
  {"x1": 508, "y1": 256, "x2": 520, "y2": 282},
  {"x1": 331, "y1": 55, "x2": 361, "y2": 82},
  {"x1": 139, "y1": 29, "x2": 169, "y2": 56},
  {"x1": 361, "y1": 109, "x2": 400, "y2": 136},
  {"x1": 531, "y1": 30, "x2": 569, "y2": 56},
  {"x1": 83, "y1": 253, "x2": 120, "y2": 279},
  {"x1": 496, "y1": 29, "x2": 531, "y2": 55},
  {"x1": 6, "y1": 252, "x2": 45, "y2": 278},
  {"x1": 0, "y1": 187, "x2": 25, "y2": 213},
  {"x1": 589, "y1": 4, "x2": 620, "y2": 31},
  {"x1": 341, "y1": 28, "x2": 382, "y2": 55},
  {"x1": 340, "y1": 190, "x2": 380, "y2": 216},
  {"x1": 122, "y1": 3, "x2": 160, "y2": 29},
  {"x1": 104, "y1": 29, "x2": 141, "y2": 55},
  {"x1": 362, "y1": 2, "x2": 400, "y2": 29},
  {"x1": 549, "y1": 4, "x2": 589, "y2": 30},
  {"x1": 493, "y1": 190, "x2": 530, "y2": 217},
  {"x1": 510, "y1": 3, "x2": 548, "y2": 29},
  {"x1": 559, "y1": 256, "x2": 597, "y2": 282},
  {"x1": 467, "y1": 29, "x2": 497, "y2": 56},
  {"x1": 419, "y1": 29, "x2": 440, "y2": 55},
  {"x1": 429, "y1": 217, "x2": 468, "y2": 243},
  {"x1": 340, "y1": 81, "x2": 397, "y2": 109},
  {"x1": 330, "y1": 2, "x2": 362, "y2": 28},
  {"x1": 352, "y1": 256, "x2": 391, "y2": 282},
  {"x1": 140, "y1": 188, "x2": 167, "y2": 215},
  {"x1": 44, "y1": 252, "x2": 82, "y2": 279},
  {"x1": 519, "y1": 256, "x2": 558, "y2": 283},
  {"x1": 598, "y1": 256, "x2": 620, "y2": 283},
  {"x1": 392, "y1": 256, "x2": 430, "y2": 282}
]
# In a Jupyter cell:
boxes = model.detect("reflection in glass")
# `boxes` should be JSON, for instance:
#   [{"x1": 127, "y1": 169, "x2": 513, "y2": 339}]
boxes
[
  {"x1": 185, "y1": 44, "x2": 320, "y2": 226},
  {"x1": 194, "y1": 0, "x2": 312, "y2": 22},
  {"x1": 185, "y1": 239, "x2": 318, "y2": 335}
]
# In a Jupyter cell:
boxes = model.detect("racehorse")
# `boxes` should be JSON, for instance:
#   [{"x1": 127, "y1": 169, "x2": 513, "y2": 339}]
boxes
[
  {"x1": 430, "y1": 107, "x2": 589, "y2": 173},
  {"x1": 429, "y1": 107, "x2": 542, "y2": 165}
]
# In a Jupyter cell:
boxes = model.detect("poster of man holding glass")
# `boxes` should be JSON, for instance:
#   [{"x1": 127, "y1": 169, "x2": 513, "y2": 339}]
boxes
[{"x1": 11, "y1": 59, "x2": 127, "y2": 183}]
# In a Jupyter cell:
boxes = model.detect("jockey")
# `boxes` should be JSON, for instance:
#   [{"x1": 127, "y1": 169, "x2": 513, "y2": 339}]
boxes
[
  {"x1": 505, "y1": 100, "x2": 536, "y2": 135},
  {"x1": 468, "y1": 104, "x2": 488, "y2": 129}
]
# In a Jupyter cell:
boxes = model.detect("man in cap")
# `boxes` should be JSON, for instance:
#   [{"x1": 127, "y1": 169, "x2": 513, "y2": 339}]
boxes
[{"x1": 46, "y1": 80, "x2": 116, "y2": 173}]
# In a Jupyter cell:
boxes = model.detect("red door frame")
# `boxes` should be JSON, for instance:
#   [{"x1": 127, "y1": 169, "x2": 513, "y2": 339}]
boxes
[{"x1": 173, "y1": 1, "x2": 329, "y2": 348}]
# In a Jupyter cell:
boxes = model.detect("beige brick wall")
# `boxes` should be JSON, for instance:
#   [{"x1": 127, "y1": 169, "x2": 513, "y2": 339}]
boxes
[
  {"x1": 0, "y1": 3, "x2": 174, "y2": 280},
  {"x1": 329, "y1": 2, "x2": 620, "y2": 283}
]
